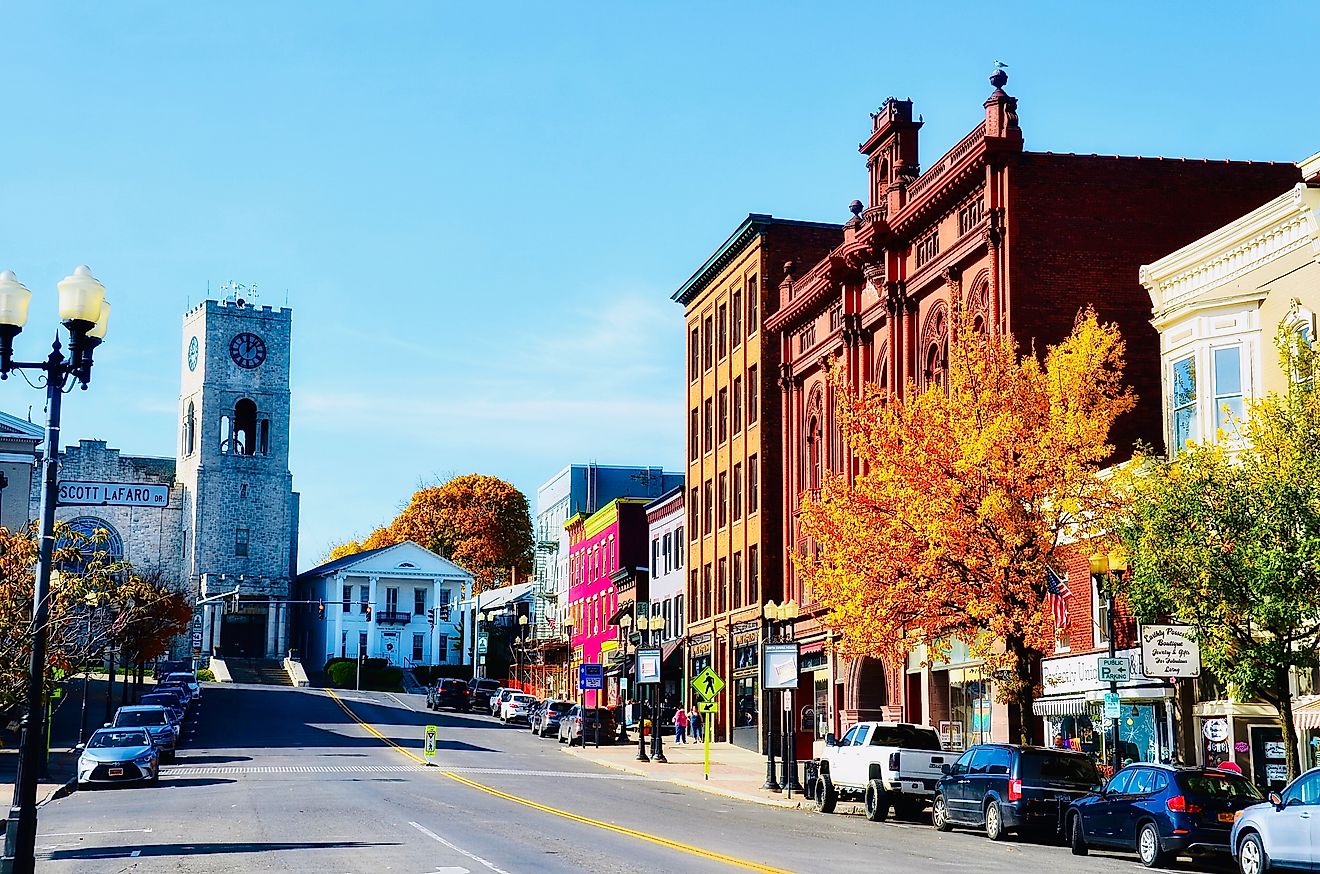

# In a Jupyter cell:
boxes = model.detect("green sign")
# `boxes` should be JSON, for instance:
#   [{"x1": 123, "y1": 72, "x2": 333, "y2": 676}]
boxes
[
  {"x1": 692, "y1": 667, "x2": 724, "y2": 701},
  {"x1": 477, "y1": 633, "x2": 488, "y2": 655}
]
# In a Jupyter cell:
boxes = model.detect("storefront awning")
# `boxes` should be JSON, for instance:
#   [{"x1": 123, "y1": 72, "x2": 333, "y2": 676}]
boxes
[
  {"x1": 1294, "y1": 698, "x2": 1320, "y2": 730},
  {"x1": 1033, "y1": 696, "x2": 1089, "y2": 716},
  {"x1": 661, "y1": 640, "x2": 682, "y2": 663}
]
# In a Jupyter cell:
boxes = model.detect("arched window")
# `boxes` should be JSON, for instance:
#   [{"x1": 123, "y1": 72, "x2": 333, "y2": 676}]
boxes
[
  {"x1": 183, "y1": 401, "x2": 195, "y2": 456},
  {"x1": 56, "y1": 517, "x2": 125, "y2": 573},
  {"x1": 875, "y1": 343, "x2": 889, "y2": 390},
  {"x1": 234, "y1": 398, "x2": 257, "y2": 456},
  {"x1": 219, "y1": 415, "x2": 231, "y2": 454},
  {"x1": 921, "y1": 303, "x2": 950, "y2": 390},
  {"x1": 967, "y1": 276, "x2": 991, "y2": 334},
  {"x1": 806, "y1": 416, "x2": 823, "y2": 490}
]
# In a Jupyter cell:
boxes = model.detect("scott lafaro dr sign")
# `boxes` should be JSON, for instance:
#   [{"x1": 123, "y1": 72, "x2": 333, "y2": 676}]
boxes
[{"x1": 58, "y1": 481, "x2": 169, "y2": 508}]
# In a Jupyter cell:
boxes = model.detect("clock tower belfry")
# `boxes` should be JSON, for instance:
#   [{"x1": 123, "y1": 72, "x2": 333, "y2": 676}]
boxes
[{"x1": 178, "y1": 285, "x2": 298, "y2": 660}]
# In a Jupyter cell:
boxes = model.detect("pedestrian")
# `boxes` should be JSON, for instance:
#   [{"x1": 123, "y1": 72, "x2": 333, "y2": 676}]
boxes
[
  {"x1": 689, "y1": 705, "x2": 703, "y2": 743},
  {"x1": 674, "y1": 704, "x2": 688, "y2": 744}
]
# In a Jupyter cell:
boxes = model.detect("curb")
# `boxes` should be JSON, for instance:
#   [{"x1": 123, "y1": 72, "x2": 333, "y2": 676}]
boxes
[
  {"x1": 37, "y1": 777, "x2": 76, "y2": 808},
  {"x1": 560, "y1": 746, "x2": 807, "y2": 810}
]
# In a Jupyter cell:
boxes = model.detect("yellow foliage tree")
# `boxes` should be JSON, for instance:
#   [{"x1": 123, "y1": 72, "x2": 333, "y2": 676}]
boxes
[{"x1": 796, "y1": 307, "x2": 1135, "y2": 741}]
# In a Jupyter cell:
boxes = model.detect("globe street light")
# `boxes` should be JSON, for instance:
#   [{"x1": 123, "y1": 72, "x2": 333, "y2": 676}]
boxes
[
  {"x1": 619, "y1": 613, "x2": 641, "y2": 756},
  {"x1": 642, "y1": 614, "x2": 667, "y2": 764},
  {"x1": 0, "y1": 267, "x2": 111, "y2": 874},
  {"x1": 1090, "y1": 548, "x2": 1130, "y2": 780}
]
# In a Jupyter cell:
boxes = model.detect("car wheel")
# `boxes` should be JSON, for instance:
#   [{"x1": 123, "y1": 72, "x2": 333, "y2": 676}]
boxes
[
  {"x1": 1238, "y1": 832, "x2": 1268, "y2": 874},
  {"x1": 932, "y1": 794, "x2": 953, "y2": 832},
  {"x1": 1069, "y1": 813, "x2": 1088, "y2": 856},
  {"x1": 1137, "y1": 821, "x2": 1169, "y2": 868},
  {"x1": 864, "y1": 779, "x2": 890, "y2": 823},
  {"x1": 815, "y1": 772, "x2": 837, "y2": 814},
  {"x1": 984, "y1": 800, "x2": 1007, "y2": 841}
]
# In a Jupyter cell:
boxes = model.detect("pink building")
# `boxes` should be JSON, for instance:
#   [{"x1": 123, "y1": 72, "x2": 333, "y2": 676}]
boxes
[{"x1": 566, "y1": 498, "x2": 650, "y2": 705}]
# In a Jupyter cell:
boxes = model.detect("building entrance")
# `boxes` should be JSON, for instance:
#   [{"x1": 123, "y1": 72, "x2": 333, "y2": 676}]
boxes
[{"x1": 221, "y1": 611, "x2": 268, "y2": 657}]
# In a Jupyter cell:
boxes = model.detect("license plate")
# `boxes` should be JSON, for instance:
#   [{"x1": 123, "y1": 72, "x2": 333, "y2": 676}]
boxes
[
  {"x1": 1218, "y1": 812, "x2": 1236, "y2": 823},
  {"x1": 108, "y1": 768, "x2": 124, "y2": 777}
]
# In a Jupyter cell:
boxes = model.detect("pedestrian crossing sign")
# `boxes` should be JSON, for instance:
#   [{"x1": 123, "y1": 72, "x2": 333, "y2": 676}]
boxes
[
  {"x1": 692, "y1": 667, "x2": 724, "y2": 701},
  {"x1": 424, "y1": 725, "x2": 438, "y2": 762},
  {"x1": 697, "y1": 701, "x2": 718, "y2": 714}
]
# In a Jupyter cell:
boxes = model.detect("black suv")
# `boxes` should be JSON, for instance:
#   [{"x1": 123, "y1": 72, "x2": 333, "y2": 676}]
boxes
[
  {"x1": 427, "y1": 678, "x2": 471, "y2": 712},
  {"x1": 467, "y1": 678, "x2": 501, "y2": 712},
  {"x1": 933, "y1": 744, "x2": 1098, "y2": 841}
]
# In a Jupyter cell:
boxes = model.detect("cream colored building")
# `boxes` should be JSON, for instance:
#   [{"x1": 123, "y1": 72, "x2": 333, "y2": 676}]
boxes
[{"x1": 1140, "y1": 151, "x2": 1320, "y2": 788}]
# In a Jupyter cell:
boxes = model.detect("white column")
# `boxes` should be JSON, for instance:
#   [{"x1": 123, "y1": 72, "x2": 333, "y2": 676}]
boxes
[
  {"x1": 275, "y1": 600, "x2": 287, "y2": 658},
  {"x1": 333, "y1": 573, "x2": 345, "y2": 660},
  {"x1": 367, "y1": 575, "x2": 379, "y2": 658}
]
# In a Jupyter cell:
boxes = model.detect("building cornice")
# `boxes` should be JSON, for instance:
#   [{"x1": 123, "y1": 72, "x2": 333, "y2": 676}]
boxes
[
  {"x1": 1141, "y1": 183, "x2": 1320, "y2": 317},
  {"x1": 672, "y1": 214, "x2": 841, "y2": 307}
]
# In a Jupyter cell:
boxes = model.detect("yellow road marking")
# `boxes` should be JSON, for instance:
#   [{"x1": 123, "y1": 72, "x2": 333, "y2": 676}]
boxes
[{"x1": 325, "y1": 689, "x2": 794, "y2": 874}]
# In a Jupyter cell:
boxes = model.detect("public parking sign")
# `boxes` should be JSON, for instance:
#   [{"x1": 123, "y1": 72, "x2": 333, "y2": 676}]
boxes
[
  {"x1": 1097, "y1": 657, "x2": 1130, "y2": 683},
  {"x1": 579, "y1": 663, "x2": 603, "y2": 690}
]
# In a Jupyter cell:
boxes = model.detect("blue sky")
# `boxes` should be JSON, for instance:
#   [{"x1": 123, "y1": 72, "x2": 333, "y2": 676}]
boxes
[{"x1": 2, "y1": 2, "x2": 1316, "y2": 569}]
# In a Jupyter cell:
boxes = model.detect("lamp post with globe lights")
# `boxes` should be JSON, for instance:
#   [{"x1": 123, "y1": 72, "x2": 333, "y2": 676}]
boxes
[
  {"x1": 1090, "y1": 548, "x2": 1129, "y2": 779},
  {"x1": 0, "y1": 267, "x2": 112, "y2": 874}
]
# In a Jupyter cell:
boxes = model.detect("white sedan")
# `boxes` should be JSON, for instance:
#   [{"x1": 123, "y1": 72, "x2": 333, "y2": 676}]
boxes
[{"x1": 500, "y1": 694, "x2": 536, "y2": 724}]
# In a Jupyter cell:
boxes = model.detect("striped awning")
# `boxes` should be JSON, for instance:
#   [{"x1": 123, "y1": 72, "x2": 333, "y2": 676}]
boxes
[
  {"x1": 1294, "y1": 699, "x2": 1320, "y2": 730},
  {"x1": 1034, "y1": 696, "x2": 1090, "y2": 717}
]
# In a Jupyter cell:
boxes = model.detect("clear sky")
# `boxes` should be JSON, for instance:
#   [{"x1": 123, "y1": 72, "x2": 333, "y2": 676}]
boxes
[{"x1": 2, "y1": 2, "x2": 1316, "y2": 569}]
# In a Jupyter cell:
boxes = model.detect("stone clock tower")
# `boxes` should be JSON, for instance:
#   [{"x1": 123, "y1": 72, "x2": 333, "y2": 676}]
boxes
[{"x1": 178, "y1": 288, "x2": 298, "y2": 660}]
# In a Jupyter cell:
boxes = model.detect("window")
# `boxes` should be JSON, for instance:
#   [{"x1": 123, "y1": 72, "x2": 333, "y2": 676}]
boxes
[
  {"x1": 732, "y1": 551, "x2": 743, "y2": 610},
  {"x1": 689, "y1": 327, "x2": 700, "y2": 381},
  {"x1": 437, "y1": 588, "x2": 451, "y2": 620},
  {"x1": 689, "y1": 408, "x2": 699, "y2": 461},
  {"x1": 219, "y1": 415, "x2": 231, "y2": 453},
  {"x1": 717, "y1": 557, "x2": 728, "y2": 614},
  {"x1": 436, "y1": 634, "x2": 449, "y2": 664},
  {"x1": 1104, "y1": 769, "x2": 1134, "y2": 795},
  {"x1": 748, "y1": 455, "x2": 759, "y2": 513},
  {"x1": 747, "y1": 366, "x2": 758, "y2": 424},
  {"x1": 663, "y1": 533, "x2": 672, "y2": 574},
  {"x1": 689, "y1": 488, "x2": 699, "y2": 533},
  {"x1": 385, "y1": 587, "x2": 399, "y2": 613},
  {"x1": 688, "y1": 569, "x2": 698, "y2": 620},
  {"x1": 342, "y1": 584, "x2": 351, "y2": 613},
  {"x1": 260, "y1": 419, "x2": 270, "y2": 456},
  {"x1": 1280, "y1": 773, "x2": 1320, "y2": 806},
  {"x1": 675, "y1": 527, "x2": 684, "y2": 569},
  {"x1": 359, "y1": 585, "x2": 370, "y2": 614},
  {"x1": 733, "y1": 376, "x2": 743, "y2": 432},
  {"x1": 235, "y1": 527, "x2": 250, "y2": 557},
  {"x1": 675, "y1": 594, "x2": 684, "y2": 636},
  {"x1": 718, "y1": 472, "x2": 728, "y2": 528},
  {"x1": 747, "y1": 275, "x2": 759, "y2": 334},
  {"x1": 234, "y1": 398, "x2": 258, "y2": 456},
  {"x1": 718, "y1": 303, "x2": 728, "y2": 360},
  {"x1": 1128, "y1": 769, "x2": 1157, "y2": 795},
  {"x1": 916, "y1": 230, "x2": 940, "y2": 267},
  {"x1": 702, "y1": 563, "x2": 712, "y2": 618},
  {"x1": 703, "y1": 479, "x2": 713, "y2": 533},
  {"x1": 183, "y1": 401, "x2": 195, "y2": 456},
  {"x1": 718, "y1": 388, "x2": 729, "y2": 443},
  {"x1": 414, "y1": 588, "x2": 426, "y2": 616},
  {"x1": 1171, "y1": 355, "x2": 1197, "y2": 450},
  {"x1": 412, "y1": 633, "x2": 425, "y2": 662},
  {"x1": 1213, "y1": 346, "x2": 1244, "y2": 431},
  {"x1": 733, "y1": 463, "x2": 743, "y2": 521},
  {"x1": 703, "y1": 315, "x2": 713, "y2": 371},
  {"x1": 358, "y1": 631, "x2": 368, "y2": 657},
  {"x1": 703, "y1": 399, "x2": 713, "y2": 452},
  {"x1": 732, "y1": 290, "x2": 743, "y2": 347},
  {"x1": 1094, "y1": 575, "x2": 1110, "y2": 645},
  {"x1": 651, "y1": 537, "x2": 660, "y2": 577},
  {"x1": 748, "y1": 545, "x2": 759, "y2": 603}
]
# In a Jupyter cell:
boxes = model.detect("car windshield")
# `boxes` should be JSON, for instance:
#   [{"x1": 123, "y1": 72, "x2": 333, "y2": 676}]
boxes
[
  {"x1": 140, "y1": 696, "x2": 177, "y2": 708},
  {"x1": 1020, "y1": 751, "x2": 1097, "y2": 784},
  {"x1": 868, "y1": 726, "x2": 942, "y2": 750},
  {"x1": 1182, "y1": 772, "x2": 1263, "y2": 798},
  {"x1": 166, "y1": 673, "x2": 195, "y2": 683},
  {"x1": 550, "y1": 702, "x2": 573, "y2": 714},
  {"x1": 116, "y1": 710, "x2": 168, "y2": 727},
  {"x1": 89, "y1": 730, "x2": 150, "y2": 749}
]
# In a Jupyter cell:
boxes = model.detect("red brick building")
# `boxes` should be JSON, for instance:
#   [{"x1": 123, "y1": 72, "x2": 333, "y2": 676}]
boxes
[{"x1": 765, "y1": 70, "x2": 1300, "y2": 757}]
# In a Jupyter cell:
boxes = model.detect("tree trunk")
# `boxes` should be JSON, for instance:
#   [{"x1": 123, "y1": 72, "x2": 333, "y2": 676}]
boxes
[
  {"x1": 1006, "y1": 635, "x2": 1037, "y2": 746},
  {"x1": 1275, "y1": 667, "x2": 1301, "y2": 783}
]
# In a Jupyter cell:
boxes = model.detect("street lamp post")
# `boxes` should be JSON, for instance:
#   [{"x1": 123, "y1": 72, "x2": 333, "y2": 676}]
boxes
[
  {"x1": 619, "y1": 613, "x2": 640, "y2": 755},
  {"x1": 0, "y1": 267, "x2": 112, "y2": 874},
  {"x1": 517, "y1": 614, "x2": 529, "y2": 691},
  {"x1": 761, "y1": 600, "x2": 782, "y2": 792},
  {"x1": 1090, "y1": 548, "x2": 1129, "y2": 779}
]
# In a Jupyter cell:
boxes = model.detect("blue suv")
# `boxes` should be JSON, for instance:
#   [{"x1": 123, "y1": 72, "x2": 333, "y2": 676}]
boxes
[{"x1": 1067, "y1": 764, "x2": 1262, "y2": 867}]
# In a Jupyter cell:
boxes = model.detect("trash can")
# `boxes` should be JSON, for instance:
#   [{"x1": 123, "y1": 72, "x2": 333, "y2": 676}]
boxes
[{"x1": 802, "y1": 760, "x2": 819, "y2": 801}]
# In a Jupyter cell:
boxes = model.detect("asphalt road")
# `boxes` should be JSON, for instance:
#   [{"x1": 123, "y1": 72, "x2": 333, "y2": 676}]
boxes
[{"x1": 29, "y1": 684, "x2": 1233, "y2": 873}]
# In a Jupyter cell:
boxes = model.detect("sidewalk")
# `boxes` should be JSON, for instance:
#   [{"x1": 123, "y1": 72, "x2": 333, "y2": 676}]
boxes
[
  {"x1": 0, "y1": 747, "x2": 78, "y2": 808},
  {"x1": 561, "y1": 732, "x2": 815, "y2": 809}
]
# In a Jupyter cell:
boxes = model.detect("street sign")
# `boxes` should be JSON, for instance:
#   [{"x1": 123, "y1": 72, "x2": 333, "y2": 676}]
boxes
[
  {"x1": 191, "y1": 631, "x2": 203, "y2": 648},
  {"x1": 599, "y1": 640, "x2": 619, "y2": 653},
  {"x1": 1103, "y1": 691, "x2": 1121, "y2": 720},
  {"x1": 423, "y1": 724, "x2": 438, "y2": 762},
  {"x1": 477, "y1": 632, "x2": 488, "y2": 655},
  {"x1": 696, "y1": 701, "x2": 718, "y2": 714},
  {"x1": 579, "y1": 662, "x2": 604, "y2": 690},
  {"x1": 57, "y1": 480, "x2": 169, "y2": 508},
  {"x1": 1097, "y1": 657, "x2": 1130, "y2": 683},
  {"x1": 692, "y1": 667, "x2": 724, "y2": 701},
  {"x1": 637, "y1": 648, "x2": 661, "y2": 684}
]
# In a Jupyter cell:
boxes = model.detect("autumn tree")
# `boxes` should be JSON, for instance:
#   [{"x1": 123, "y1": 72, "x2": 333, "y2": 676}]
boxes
[
  {"x1": 797, "y1": 308, "x2": 1134, "y2": 741},
  {"x1": 1106, "y1": 323, "x2": 1320, "y2": 782},
  {"x1": 329, "y1": 474, "x2": 533, "y2": 591}
]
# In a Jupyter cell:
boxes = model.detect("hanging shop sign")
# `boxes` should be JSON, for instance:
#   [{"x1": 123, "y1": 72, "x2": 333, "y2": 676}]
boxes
[{"x1": 1140, "y1": 625, "x2": 1201, "y2": 678}]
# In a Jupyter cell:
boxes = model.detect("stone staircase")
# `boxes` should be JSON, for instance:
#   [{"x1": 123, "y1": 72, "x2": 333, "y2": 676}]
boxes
[{"x1": 225, "y1": 658, "x2": 294, "y2": 686}]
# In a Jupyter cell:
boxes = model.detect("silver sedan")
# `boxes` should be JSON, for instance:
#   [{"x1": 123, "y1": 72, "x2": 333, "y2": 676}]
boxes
[{"x1": 77, "y1": 727, "x2": 160, "y2": 787}]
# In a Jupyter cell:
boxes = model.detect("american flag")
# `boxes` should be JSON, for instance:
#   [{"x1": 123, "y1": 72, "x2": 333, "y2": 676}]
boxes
[{"x1": 1045, "y1": 565, "x2": 1070, "y2": 629}]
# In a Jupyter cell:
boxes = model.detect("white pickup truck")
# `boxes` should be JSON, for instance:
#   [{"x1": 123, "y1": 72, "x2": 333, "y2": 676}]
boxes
[{"x1": 813, "y1": 721, "x2": 952, "y2": 822}]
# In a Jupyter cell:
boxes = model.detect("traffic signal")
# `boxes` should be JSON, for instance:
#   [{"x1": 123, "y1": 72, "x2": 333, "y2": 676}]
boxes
[
  {"x1": 438, "y1": 604, "x2": 451, "y2": 622},
  {"x1": 427, "y1": 608, "x2": 436, "y2": 627},
  {"x1": 365, "y1": 604, "x2": 373, "y2": 620},
  {"x1": 318, "y1": 599, "x2": 325, "y2": 620}
]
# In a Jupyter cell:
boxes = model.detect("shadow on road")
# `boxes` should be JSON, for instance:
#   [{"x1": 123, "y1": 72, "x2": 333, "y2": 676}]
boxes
[{"x1": 44, "y1": 840, "x2": 396, "y2": 861}]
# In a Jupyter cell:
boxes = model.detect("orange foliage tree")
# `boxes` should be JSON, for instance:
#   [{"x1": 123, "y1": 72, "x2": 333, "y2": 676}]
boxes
[
  {"x1": 330, "y1": 474, "x2": 533, "y2": 592},
  {"x1": 796, "y1": 308, "x2": 1134, "y2": 740}
]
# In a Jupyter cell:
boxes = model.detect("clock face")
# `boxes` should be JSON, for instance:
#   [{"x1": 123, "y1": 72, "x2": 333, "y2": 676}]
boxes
[
  {"x1": 187, "y1": 336, "x2": 199, "y2": 372},
  {"x1": 229, "y1": 332, "x2": 267, "y2": 369}
]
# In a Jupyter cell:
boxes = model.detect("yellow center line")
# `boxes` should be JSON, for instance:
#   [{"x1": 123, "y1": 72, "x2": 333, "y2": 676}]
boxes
[{"x1": 325, "y1": 689, "x2": 794, "y2": 874}]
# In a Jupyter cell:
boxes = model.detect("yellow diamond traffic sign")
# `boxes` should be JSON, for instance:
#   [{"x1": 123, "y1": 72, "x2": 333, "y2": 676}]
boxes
[{"x1": 692, "y1": 667, "x2": 724, "y2": 701}]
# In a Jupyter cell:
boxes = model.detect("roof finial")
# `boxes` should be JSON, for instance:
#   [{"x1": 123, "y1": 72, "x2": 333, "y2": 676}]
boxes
[
  {"x1": 990, "y1": 60, "x2": 1009, "y2": 91},
  {"x1": 849, "y1": 199, "x2": 864, "y2": 218}
]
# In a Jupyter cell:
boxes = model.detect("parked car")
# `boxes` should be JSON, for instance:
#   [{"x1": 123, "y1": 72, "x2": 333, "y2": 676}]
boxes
[
  {"x1": 467, "y1": 678, "x2": 502, "y2": 712},
  {"x1": 1068, "y1": 764, "x2": 1263, "y2": 866},
  {"x1": 428, "y1": 679, "x2": 471, "y2": 712},
  {"x1": 526, "y1": 701, "x2": 546, "y2": 732},
  {"x1": 932, "y1": 744, "x2": 1098, "y2": 841},
  {"x1": 490, "y1": 688, "x2": 516, "y2": 717},
  {"x1": 163, "y1": 671, "x2": 202, "y2": 700},
  {"x1": 557, "y1": 705, "x2": 616, "y2": 746},
  {"x1": 77, "y1": 727, "x2": 160, "y2": 787},
  {"x1": 534, "y1": 701, "x2": 574, "y2": 738},
  {"x1": 111, "y1": 705, "x2": 178, "y2": 760},
  {"x1": 501, "y1": 693, "x2": 536, "y2": 723},
  {"x1": 1232, "y1": 766, "x2": 1320, "y2": 874},
  {"x1": 138, "y1": 692, "x2": 185, "y2": 728},
  {"x1": 814, "y1": 721, "x2": 951, "y2": 821},
  {"x1": 156, "y1": 681, "x2": 195, "y2": 709}
]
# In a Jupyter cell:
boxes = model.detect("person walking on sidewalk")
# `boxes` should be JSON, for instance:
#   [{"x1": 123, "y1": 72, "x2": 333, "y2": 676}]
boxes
[
  {"x1": 688, "y1": 705, "x2": 703, "y2": 743},
  {"x1": 674, "y1": 704, "x2": 688, "y2": 744}
]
